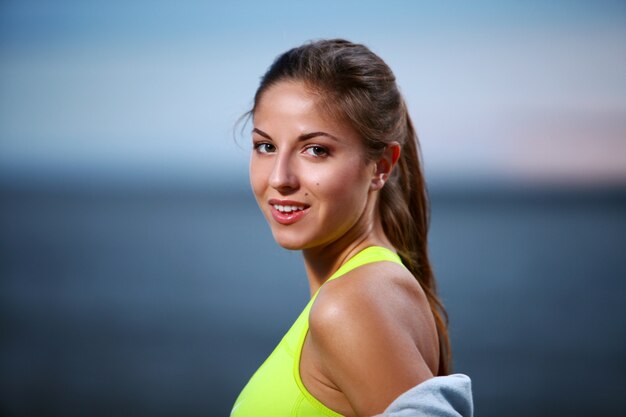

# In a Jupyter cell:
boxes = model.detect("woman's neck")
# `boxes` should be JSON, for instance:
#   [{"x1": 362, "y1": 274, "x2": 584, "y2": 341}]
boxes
[{"x1": 301, "y1": 213, "x2": 393, "y2": 297}]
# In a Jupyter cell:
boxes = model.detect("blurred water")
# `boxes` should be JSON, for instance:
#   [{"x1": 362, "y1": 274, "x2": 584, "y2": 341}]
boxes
[{"x1": 1, "y1": 183, "x2": 625, "y2": 417}]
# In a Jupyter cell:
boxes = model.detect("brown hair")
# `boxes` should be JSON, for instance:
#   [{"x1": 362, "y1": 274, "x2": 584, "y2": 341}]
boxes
[{"x1": 251, "y1": 39, "x2": 451, "y2": 375}]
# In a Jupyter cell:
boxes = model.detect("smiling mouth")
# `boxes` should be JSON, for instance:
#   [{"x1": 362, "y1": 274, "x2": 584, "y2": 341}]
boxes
[
  {"x1": 268, "y1": 201, "x2": 310, "y2": 225},
  {"x1": 272, "y1": 204, "x2": 307, "y2": 213}
]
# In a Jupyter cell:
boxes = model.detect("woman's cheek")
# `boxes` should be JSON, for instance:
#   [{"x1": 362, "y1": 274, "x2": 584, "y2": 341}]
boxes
[
  {"x1": 249, "y1": 159, "x2": 269, "y2": 200},
  {"x1": 313, "y1": 156, "x2": 359, "y2": 183}
]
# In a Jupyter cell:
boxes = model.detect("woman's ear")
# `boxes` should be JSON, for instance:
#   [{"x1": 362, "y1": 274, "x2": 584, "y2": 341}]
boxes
[{"x1": 371, "y1": 142, "x2": 401, "y2": 191}]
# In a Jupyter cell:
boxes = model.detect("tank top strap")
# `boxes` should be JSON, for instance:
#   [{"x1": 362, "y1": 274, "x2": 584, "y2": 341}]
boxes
[{"x1": 325, "y1": 246, "x2": 404, "y2": 286}]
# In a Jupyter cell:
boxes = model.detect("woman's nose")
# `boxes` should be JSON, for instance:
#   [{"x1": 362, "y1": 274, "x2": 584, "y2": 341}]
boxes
[{"x1": 269, "y1": 154, "x2": 299, "y2": 193}]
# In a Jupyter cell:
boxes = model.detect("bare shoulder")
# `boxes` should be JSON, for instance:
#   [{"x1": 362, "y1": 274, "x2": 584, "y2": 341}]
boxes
[
  {"x1": 311, "y1": 260, "x2": 435, "y2": 350},
  {"x1": 308, "y1": 261, "x2": 439, "y2": 416}
]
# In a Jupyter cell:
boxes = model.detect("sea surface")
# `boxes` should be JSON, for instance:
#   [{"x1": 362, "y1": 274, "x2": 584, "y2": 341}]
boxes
[{"x1": 1, "y1": 182, "x2": 625, "y2": 417}]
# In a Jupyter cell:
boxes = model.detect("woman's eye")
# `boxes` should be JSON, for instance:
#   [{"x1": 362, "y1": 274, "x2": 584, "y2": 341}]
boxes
[
  {"x1": 254, "y1": 143, "x2": 276, "y2": 154},
  {"x1": 304, "y1": 146, "x2": 329, "y2": 157}
]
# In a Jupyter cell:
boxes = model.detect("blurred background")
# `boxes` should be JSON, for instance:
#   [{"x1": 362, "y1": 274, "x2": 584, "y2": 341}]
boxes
[{"x1": 1, "y1": 1, "x2": 625, "y2": 416}]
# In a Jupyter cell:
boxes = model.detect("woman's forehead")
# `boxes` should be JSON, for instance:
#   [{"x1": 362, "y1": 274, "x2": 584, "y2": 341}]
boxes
[
  {"x1": 255, "y1": 81, "x2": 319, "y2": 115},
  {"x1": 254, "y1": 81, "x2": 354, "y2": 136}
]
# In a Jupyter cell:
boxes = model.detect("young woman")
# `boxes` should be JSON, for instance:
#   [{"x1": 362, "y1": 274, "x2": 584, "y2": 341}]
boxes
[{"x1": 231, "y1": 39, "x2": 456, "y2": 417}]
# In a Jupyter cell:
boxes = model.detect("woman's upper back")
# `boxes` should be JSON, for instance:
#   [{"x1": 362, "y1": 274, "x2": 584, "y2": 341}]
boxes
[
  {"x1": 230, "y1": 246, "x2": 439, "y2": 417},
  {"x1": 303, "y1": 249, "x2": 439, "y2": 416}
]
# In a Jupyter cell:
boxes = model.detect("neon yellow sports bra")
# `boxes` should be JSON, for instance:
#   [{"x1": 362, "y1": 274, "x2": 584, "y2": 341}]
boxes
[{"x1": 230, "y1": 246, "x2": 404, "y2": 417}]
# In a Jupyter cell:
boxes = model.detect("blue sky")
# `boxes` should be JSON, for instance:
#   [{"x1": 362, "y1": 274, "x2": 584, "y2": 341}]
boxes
[{"x1": 1, "y1": 0, "x2": 624, "y2": 186}]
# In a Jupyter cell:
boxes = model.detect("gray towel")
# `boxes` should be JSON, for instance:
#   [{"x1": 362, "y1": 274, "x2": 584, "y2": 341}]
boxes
[{"x1": 374, "y1": 374, "x2": 473, "y2": 417}]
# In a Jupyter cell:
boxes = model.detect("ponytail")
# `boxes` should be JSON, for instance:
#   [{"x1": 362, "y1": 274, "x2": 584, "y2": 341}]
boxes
[{"x1": 379, "y1": 105, "x2": 451, "y2": 376}]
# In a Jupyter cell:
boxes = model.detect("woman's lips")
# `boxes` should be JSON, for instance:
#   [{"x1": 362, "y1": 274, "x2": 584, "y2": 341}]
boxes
[{"x1": 268, "y1": 199, "x2": 310, "y2": 225}]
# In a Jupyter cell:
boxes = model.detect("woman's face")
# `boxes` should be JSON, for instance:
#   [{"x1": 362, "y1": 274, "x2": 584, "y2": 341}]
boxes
[{"x1": 250, "y1": 81, "x2": 377, "y2": 251}]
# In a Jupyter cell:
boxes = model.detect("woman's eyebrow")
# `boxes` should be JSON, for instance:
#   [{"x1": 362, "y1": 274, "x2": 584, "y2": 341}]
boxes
[
  {"x1": 252, "y1": 128, "x2": 272, "y2": 139},
  {"x1": 253, "y1": 128, "x2": 339, "y2": 142},
  {"x1": 298, "y1": 131, "x2": 339, "y2": 142}
]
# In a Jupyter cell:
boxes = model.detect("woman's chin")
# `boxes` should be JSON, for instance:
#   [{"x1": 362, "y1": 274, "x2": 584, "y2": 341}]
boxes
[
  {"x1": 274, "y1": 239, "x2": 306, "y2": 251},
  {"x1": 271, "y1": 232, "x2": 308, "y2": 251}
]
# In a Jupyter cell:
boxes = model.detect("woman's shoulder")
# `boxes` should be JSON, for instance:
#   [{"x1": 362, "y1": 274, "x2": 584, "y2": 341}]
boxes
[
  {"x1": 311, "y1": 259, "x2": 430, "y2": 334},
  {"x1": 307, "y1": 261, "x2": 437, "y2": 415}
]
